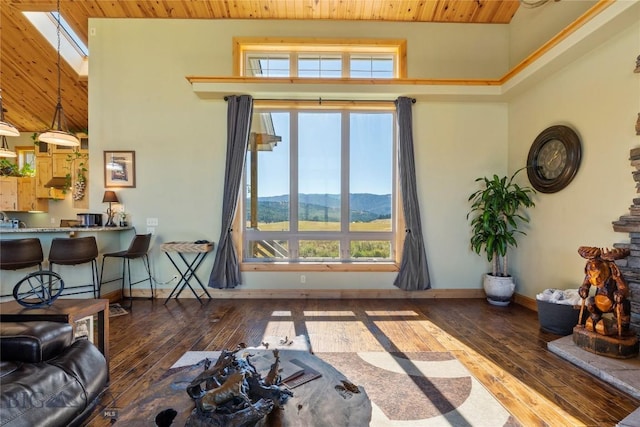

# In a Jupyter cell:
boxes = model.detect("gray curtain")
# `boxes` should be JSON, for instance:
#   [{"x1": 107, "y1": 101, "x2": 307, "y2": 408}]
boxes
[
  {"x1": 394, "y1": 97, "x2": 430, "y2": 291},
  {"x1": 209, "y1": 95, "x2": 253, "y2": 289}
]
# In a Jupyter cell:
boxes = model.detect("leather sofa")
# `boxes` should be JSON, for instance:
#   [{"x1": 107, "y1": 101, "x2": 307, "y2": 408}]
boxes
[{"x1": 0, "y1": 321, "x2": 108, "y2": 427}]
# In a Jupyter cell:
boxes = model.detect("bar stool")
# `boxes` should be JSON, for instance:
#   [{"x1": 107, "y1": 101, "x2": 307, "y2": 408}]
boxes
[
  {"x1": 99, "y1": 234, "x2": 153, "y2": 308},
  {"x1": 1, "y1": 239, "x2": 65, "y2": 306},
  {"x1": 0, "y1": 238, "x2": 44, "y2": 272},
  {"x1": 48, "y1": 237, "x2": 99, "y2": 298}
]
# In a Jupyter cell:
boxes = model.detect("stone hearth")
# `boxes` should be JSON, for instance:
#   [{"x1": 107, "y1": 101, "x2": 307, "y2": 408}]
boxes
[
  {"x1": 548, "y1": 336, "x2": 640, "y2": 426},
  {"x1": 548, "y1": 336, "x2": 640, "y2": 398}
]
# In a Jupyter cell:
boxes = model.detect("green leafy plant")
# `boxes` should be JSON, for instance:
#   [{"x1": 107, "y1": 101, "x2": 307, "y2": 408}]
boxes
[
  {"x1": 0, "y1": 159, "x2": 19, "y2": 176},
  {"x1": 467, "y1": 167, "x2": 536, "y2": 277},
  {"x1": 69, "y1": 153, "x2": 87, "y2": 183},
  {"x1": 0, "y1": 159, "x2": 36, "y2": 177},
  {"x1": 19, "y1": 163, "x2": 35, "y2": 177},
  {"x1": 65, "y1": 151, "x2": 88, "y2": 198}
]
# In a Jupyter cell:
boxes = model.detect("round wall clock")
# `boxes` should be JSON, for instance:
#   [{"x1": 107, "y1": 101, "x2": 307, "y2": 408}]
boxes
[{"x1": 526, "y1": 125, "x2": 582, "y2": 193}]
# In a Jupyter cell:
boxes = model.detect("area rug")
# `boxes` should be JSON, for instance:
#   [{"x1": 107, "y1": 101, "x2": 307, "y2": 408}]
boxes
[
  {"x1": 317, "y1": 352, "x2": 519, "y2": 427},
  {"x1": 164, "y1": 349, "x2": 518, "y2": 426},
  {"x1": 108, "y1": 303, "x2": 128, "y2": 318}
]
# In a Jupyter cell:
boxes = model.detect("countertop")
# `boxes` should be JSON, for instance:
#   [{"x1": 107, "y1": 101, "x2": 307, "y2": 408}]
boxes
[{"x1": 0, "y1": 226, "x2": 134, "y2": 233}]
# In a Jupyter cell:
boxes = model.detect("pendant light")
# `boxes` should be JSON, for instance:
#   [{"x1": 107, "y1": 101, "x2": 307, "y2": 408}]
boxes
[
  {"x1": 38, "y1": 0, "x2": 79, "y2": 147},
  {"x1": 0, "y1": 137, "x2": 18, "y2": 158},
  {"x1": 0, "y1": 96, "x2": 18, "y2": 158},
  {"x1": 0, "y1": 94, "x2": 20, "y2": 138}
]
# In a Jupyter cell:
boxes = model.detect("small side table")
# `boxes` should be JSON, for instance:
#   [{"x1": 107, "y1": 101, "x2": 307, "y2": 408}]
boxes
[
  {"x1": 0, "y1": 298, "x2": 110, "y2": 379},
  {"x1": 161, "y1": 241, "x2": 214, "y2": 304}
]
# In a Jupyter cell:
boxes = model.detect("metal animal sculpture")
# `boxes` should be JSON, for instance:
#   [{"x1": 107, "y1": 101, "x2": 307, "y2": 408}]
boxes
[{"x1": 199, "y1": 372, "x2": 250, "y2": 412}]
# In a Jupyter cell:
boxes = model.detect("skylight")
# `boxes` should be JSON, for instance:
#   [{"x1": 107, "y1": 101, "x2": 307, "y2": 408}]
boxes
[{"x1": 23, "y1": 11, "x2": 88, "y2": 77}]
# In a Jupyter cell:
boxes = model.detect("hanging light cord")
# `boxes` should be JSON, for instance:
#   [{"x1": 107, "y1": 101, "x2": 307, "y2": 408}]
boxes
[
  {"x1": 37, "y1": 0, "x2": 79, "y2": 146},
  {"x1": 54, "y1": 0, "x2": 63, "y2": 131}
]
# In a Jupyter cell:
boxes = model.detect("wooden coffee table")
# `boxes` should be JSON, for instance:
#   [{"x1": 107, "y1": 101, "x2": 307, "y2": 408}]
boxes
[
  {"x1": 0, "y1": 299, "x2": 110, "y2": 376},
  {"x1": 115, "y1": 349, "x2": 371, "y2": 426}
]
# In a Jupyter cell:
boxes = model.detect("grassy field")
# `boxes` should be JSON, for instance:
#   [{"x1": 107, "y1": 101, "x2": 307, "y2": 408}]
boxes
[
  {"x1": 248, "y1": 219, "x2": 392, "y2": 258},
  {"x1": 251, "y1": 219, "x2": 391, "y2": 232}
]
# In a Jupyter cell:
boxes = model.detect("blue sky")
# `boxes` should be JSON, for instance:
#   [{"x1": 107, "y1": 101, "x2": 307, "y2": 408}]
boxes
[{"x1": 253, "y1": 111, "x2": 394, "y2": 197}]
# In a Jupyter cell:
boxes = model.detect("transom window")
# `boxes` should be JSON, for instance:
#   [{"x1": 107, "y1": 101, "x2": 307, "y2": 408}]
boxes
[
  {"x1": 243, "y1": 106, "x2": 397, "y2": 263},
  {"x1": 234, "y1": 38, "x2": 406, "y2": 79}
]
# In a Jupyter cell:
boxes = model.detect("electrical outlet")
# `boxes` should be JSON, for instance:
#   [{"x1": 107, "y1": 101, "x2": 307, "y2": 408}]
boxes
[
  {"x1": 146, "y1": 218, "x2": 158, "y2": 226},
  {"x1": 300, "y1": 275, "x2": 306, "y2": 284},
  {"x1": 50, "y1": 217, "x2": 56, "y2": 225},
  {"x1": 146, "y1": 227, "x2": 155, "y2": 235}
]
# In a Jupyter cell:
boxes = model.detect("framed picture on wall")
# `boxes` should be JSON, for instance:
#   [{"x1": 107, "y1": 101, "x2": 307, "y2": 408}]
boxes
[{"x1": 104, "y1": 150, "x2": 136, "y2": 188}]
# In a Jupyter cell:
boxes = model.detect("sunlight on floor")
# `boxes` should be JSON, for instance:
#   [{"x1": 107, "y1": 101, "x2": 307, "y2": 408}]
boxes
[
  {"x1": 270, "y1": 310, "x2": 292, "y2": 316},
  {"x1": 365, "y1": 310, "x2": 420, "y2": 316},
  {"x1": 262, "y1": 321, "x2": 296, "y2": 339},
  {"x1": 303, "y1": 310, "x2": 356, "y2": 316},
  {"x1": 418, "y1": 319, "x2": 584, "y2": 426},
  {"x1": 306, "y1": 320, "x2": 386, "y2": 352}
]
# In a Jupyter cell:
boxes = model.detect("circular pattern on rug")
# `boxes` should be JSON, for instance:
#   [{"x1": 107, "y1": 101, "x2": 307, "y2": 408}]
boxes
[{"x1": 319, "y1": 352, "x2": 471, "y2": 420}]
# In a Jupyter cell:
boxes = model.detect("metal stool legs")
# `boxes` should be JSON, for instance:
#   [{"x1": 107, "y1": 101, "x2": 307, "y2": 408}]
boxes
[{"x1": 99, "y1": 234, "x2": 153, "y2": 308}]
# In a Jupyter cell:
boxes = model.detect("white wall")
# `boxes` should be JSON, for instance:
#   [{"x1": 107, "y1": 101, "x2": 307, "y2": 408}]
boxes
[
  {"x1": 509, "y1": 0, "x2": 596, "y2": 68},
  {"x1": 508, "y1": 19, "x2": 640, "y2": 297},
  {"x1": 87, "y1": 18, "x2": 512, "y2": 293}
]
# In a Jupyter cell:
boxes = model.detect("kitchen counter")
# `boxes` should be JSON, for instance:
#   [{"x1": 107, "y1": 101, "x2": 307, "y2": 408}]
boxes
[
  {"x1": 0, "y1": 226, "x2": 133, "y2": 233},
  {"x1": 0, "y1": 226, "x2": 136, "y2": 299}
]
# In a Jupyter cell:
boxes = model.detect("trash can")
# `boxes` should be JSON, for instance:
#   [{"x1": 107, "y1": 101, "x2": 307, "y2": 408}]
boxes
[{"x1": 536, "y1": 288, "x2": 586, "y2": 335}]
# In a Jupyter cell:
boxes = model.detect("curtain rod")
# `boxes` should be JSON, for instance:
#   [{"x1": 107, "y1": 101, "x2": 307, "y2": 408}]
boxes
[{"x1": 223, "y1": 96, "x2": 416, "y2": 104}]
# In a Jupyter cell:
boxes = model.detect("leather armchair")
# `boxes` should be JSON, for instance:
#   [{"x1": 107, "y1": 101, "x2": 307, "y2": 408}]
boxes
[{"x1": 0, "y1": 322, "x2": 108, "y2": 427}]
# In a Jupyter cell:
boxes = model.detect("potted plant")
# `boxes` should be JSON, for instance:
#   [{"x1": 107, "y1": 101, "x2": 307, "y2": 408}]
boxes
[
  {"x1": 467, "y1": 167, "x2": 535, "y2": 305},
  {"x1": 72, "y1": 160, "x2": 87, "y2": 201},
  {"x1": 0, "y1": 159, "x2": 19, "y2": 177},
  {"x1": 63, "y1": 150, "x2": 88, "y2": 198}
]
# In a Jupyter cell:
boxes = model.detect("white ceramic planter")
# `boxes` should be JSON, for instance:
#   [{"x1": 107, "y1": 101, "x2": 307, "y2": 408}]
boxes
[{"x1": 483, "y1": 274, "x2": 515, "y2": 306}]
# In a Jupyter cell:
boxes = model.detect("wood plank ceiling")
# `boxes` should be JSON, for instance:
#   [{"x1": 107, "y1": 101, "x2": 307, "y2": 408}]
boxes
[{"x1": 0, "y1": 0, "x2": 521, "y2": 133}]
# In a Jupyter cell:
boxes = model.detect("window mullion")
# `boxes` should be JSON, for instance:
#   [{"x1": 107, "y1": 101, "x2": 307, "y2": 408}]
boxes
[
  {"x1": 342, "y1": 53, "x2": 349, "y2": 78},
  {"x1": 291, "y1": 52, "x2": 299, "y2": 77},
  {"x1": 341, "y1": 111, "x2": 350, "y2": 259},
  {"x1": 290, "y1": 110, "x2": 299, "y2": 259}
]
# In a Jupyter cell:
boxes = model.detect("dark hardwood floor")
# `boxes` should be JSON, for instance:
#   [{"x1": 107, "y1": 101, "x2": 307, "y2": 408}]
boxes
[{"x1": 84, "y1": 298, "x2": 639, "y2": 426}]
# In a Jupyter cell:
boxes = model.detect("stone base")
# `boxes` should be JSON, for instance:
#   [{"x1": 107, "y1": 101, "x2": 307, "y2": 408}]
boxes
[
  {"x1": 573, "y1": 325, "x2": 640, "y2": 359},
  {"x1": 548, "y1": 335, "x2": 640, "y2": 399}
]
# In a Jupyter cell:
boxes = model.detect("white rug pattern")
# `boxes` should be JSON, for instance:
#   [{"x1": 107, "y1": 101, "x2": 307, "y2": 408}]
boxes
[
  {"x1": 354, "y1": 352, "x2": 512, "y2": 427},
  {"x1": 171, "y1": 335, "x2": 311, "y2": 369}
]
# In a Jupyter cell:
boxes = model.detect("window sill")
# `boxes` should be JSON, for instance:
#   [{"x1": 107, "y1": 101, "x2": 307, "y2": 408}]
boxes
[{"x1": 240, "y1": 262, "x2": 400, "y2": 272}]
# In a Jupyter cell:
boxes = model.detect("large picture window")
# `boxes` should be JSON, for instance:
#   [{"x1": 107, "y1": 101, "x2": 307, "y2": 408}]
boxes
[{"x1": 243, "y1": 107, "x2": 396, "y2": 263}]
